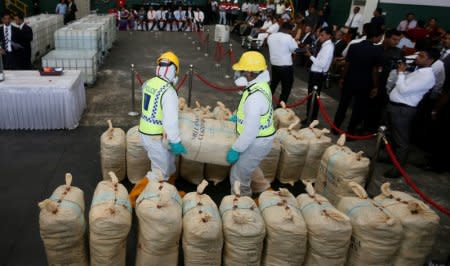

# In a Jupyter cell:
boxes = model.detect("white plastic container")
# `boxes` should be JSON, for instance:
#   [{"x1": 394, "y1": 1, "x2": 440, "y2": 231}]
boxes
[
  {"x1": 42, "y1": 50, "x2": 98, "y2": 85},
  {"x1": 214, "y1": 24, "x2": 230, "y2": 43}
]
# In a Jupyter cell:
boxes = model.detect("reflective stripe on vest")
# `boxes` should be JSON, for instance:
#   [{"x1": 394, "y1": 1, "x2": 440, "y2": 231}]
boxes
[
  {"x1": 139, "y1": 77, "x2": 174, "y2": 135},
  {"x1": 236, "y1": 82, "x2": 275, "y2": 138}
]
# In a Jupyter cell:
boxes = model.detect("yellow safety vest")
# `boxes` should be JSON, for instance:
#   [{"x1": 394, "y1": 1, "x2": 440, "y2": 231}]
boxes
[
  {"x1": 139, "y1": 77, "x2": 175, "y2": 135},
  {"x1": 236, "y1": 82, "x2": 275, "y2": 137}
]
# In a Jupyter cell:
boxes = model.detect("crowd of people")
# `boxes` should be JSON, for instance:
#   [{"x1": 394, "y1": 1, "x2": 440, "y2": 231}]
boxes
[
  {"x1": 55, "y1": 0, "x2": 78, "y2": 24},
  {"x1": 220, "y1": 1, "x2": 450, "y2": 176},
  {"x1": 1, "y1": 12, "x2": 33, "y2": 70}
]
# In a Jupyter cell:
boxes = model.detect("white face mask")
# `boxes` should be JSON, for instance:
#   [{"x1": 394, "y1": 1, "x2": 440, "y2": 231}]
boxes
[
  {"x1": 156, "y1": 63, "x2": 177, "y2": 84},
  {"x1": 234, "y1": 76, "x2": 249, "y2": 87}
]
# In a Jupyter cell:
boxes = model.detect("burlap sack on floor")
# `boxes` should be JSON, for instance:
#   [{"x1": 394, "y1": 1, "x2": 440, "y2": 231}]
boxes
[
  {"x1": 273, "y1": 101, "x2": 301, "y2": 129},
  {"x1": 298, "y1": 120, "x2": 332, "y2": 181},
  {"x1": 315, "y1": 134, "x2": 370, "y2": 205},
  {"x1": 182, "y1": 180, "x2": 223, "y2": 266},
  {"x1": 297, "y1": 181, "x2": 352, "y2": 266},
  {"x1": 126, "y1": 125, "x2": 151, "y2": 184},
  {"x1": 38, "y1": 173, "x2": 88, "y2": 266},
  {"x1": 259, "y1": 189, "x2": 307, "y2": 266},
  {"x1": 220, "y1": 182, "x2": 266, "y2": 266},
  {"x1": 276, "y1": 120, "x2": 309, "y2": 185},
  {"x1": 374, "y1": 183, "x2": 440, "y2": 266},
  {"x1": 204, "y1": 163, "x2": 229, "y2": 185},
  {"x1": 213, "y1": 101, "x2": 232, "y2": 120},
  {"x1": 135, "y1": 171, "x2": 182, "y2": 266},
  {"x1": 89, "y1": 172, "x2": 132, "y2": 266},
  {"x1": 100, "y1": 120, "x2": 126, "y2": 180},
  {"x1": 179, "y1": 112, "x2": 237, "y2": 166},
  {"x1": 337, "y1": 182, "x2": 403, "y2": 266},
  {"x1": 179, "y1": 157, "x2": 205, "y2": 185},
  {"x1": 258, "y1": 137, "x2": 281, "y2": 183}
]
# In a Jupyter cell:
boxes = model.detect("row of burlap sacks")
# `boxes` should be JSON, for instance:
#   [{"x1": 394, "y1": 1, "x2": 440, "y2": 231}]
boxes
[{"x1": 39, "y1": 172, "x2": 440, "y2": 266}]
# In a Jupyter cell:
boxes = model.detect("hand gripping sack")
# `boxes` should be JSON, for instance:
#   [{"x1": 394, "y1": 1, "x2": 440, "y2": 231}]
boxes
[
  {"x1": 220, "y1": 182, "x2": 266, "y2": 266},
  {"x1": 273, "y1": 101, "x2": 301, "y2": 129},
  {"x1": 100, "y1": 120, "x2": 126, "y2": 180},
  {"x1": 337, "y1": 182, "x2": 403, "y2": 266},
  {"x1": 38, "y1": 173, "x2": 88, "y2": 266},
  {"x1": 205, "y1": 163, "x2": 230, "y2": 185},
  {"x1": 258, "y1": 137, "x2": 281, "y2": 183},
  {"x1": 297, "y1": 181, "x2": 352, "y2": 266},
  {"x1": 182, "y1": 180, "x2": 223, "y2": 266},
  {"x1": 179, "y1": 112, "x2": 237, "y2": 166},
  {"x1": 126, "y1": 126, "x2": 151, "y2": 184},
  {"x1": 89, "y1": 172, "x2": 132, "y2": 266},
  {"x1": 298, "y1": 120, "x2": 332, "y2": 181},
  {"x1": 213, "y1": 101, "x2": 232, "y2": 120},
  {"x1": 276, "y1": 120, "x2": 309, "y2": 185},
  {"x1": 135, "y1": 171, "x2": 182, "y2": 266},
  {"x1": 179, "y1": 157, "x2": 205, "y2": 185},
  {"x1": 374, "y1": 183, "x2": 440, "y2": 266},
  {"x1": 315, "y1": 134, "x2": 370, "y2": 205},
  {"x1": 259, "y1": 189, "x2": 307, "y2": 266}
]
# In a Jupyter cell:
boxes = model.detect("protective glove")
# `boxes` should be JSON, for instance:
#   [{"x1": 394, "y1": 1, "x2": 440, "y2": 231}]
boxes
[
  {"x1": 228, "y1": 114, "x2": 237, "y2": 122},
  {"x1": 226, "y1": 148, "x2": 240, "y2": 164},
  {"x1": 169, "y1": 141, "x2": 187, "y2": 155}
]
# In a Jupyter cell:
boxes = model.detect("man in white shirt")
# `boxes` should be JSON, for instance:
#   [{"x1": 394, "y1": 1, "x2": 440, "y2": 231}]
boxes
[
  {"x1": 147, "y1": 7, "x2": 157, "y2": 31},
  {"x1": 396, "y1": 13, "x2": 417, "y2": 32},
  {"x1": 155, "y1": 7, "x2": 163, "y2": 31},
  {"x1": 194, "y1": 7, "x2": 205, "y2": 31},
  {"x1": 267, "y1": 22, "x2": 298, "y2": 105},
  {"x1": 305, "y1": 27, "x2": 334, "y2": 123},
  {"x1": 384, "y1": 49, "x2": 438, "y2": 179},
  {"x1": 397, "y1": 31, "x2": 414, "y2": 49},
  {"x1": 345, "y1": 6, "x2": 363, "y2": 39}
]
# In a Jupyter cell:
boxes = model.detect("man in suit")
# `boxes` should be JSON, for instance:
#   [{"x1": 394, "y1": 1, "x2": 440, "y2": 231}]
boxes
[
  {"x1": 66, "y1": 0, "x2": 78, "y2": 23},
  {"x1": 0, "y1": 13, "x2": 19, "y2": 70},
  {"x1": 14, "y1": 13, "x2": 33, "y2": 70}
]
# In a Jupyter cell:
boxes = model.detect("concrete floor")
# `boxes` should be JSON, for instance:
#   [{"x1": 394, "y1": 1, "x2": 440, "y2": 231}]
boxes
[{"x1": 0, "y1": 29, "x2": 449, "y2": 265}]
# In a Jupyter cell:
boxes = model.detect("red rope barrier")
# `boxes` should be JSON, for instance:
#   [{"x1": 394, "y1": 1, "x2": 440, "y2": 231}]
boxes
[
  {"x1": 316, "y1": 97, "x2": 377, "y2": 140},
  {"x1": 214, "y1": 42, "x2": 226, "y2": 63},
  {"x1": 228, "y1": 49, "x2": 236, "y2": 65},
  {"x1": 384, "y1": 140, "x2": 450, "y2": 217},
  {"x1": 194, "y1": 73, "x2": 243, "y2": 92},
  {"x1": 272, "y1": 94, "x2": 311, "y2": 108},
  {"x1": 135, "y1": 71, "x2": 144, "y2": 86},
  {"x1": 176, "y1": 73, "x2": 188, "y2": 91}
]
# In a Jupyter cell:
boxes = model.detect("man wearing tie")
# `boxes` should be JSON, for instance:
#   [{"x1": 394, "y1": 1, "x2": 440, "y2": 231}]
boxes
[
  {"x1": 0, "y1": 13, "x2": 19, "y2": 70},
  {"x1": 14, "y1": 13, "x2": 33, "y2": 70},
  {"x1": 345, "y1": 6, "x2": 363, "y2": 39}
]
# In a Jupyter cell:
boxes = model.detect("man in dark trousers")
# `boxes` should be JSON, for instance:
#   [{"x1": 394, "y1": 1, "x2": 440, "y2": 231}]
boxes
[
  {"x1": 66, "y1": 0, "x2": 78, "y2": 23},
  {"x1": 366, "y1": 29, "x2": 402, "y2": 132},
  {"x1": 0, "y1": 13, "x2": 19, "y2": 70},
  {"x1": 14, "y1": 13, "x2": 33, "y2": 70},
  {"x1": 333, "y1": 23, "x2": 383, "y2": 135}
]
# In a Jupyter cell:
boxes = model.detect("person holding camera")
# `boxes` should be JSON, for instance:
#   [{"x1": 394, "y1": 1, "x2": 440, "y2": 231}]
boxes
[{"x1": 384, "y1": 49, "x2": 439, "y2": 179}]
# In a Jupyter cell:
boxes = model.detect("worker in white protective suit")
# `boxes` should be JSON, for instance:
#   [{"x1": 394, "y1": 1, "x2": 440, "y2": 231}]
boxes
[
  {"x1": 129, "y1": 51, "x2": 187, "y2": 206},
  {"x1": 227, "y1": 51, "x2": 276, "y2": 197}
]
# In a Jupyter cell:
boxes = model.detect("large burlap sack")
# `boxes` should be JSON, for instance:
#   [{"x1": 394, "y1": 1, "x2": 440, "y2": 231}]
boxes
[
  {"x1": 126, "y1": 125, "x2": 151, "y2": 184},
  {"x1": 374, "y1": 183, "x2": 440, "y2": 266},
  {"x1": 297, "y1": 181, "x2": 352, "y2": 266},
  {"x1": 38, "y1": 173, "x2": 88, "y2": 266},
  {"x1": 273, "y1": 101, "x2": 301, "y2": 129},
  {"x1": 89, "y1": 172, "x2": 132, "y2": 266},
  {"x1": 337, "y1": 182, "x2": 403, "y2": 266},
  {"x1": 276, "y1": 120, "x2": 309, "y2": 185},
  {"x1": 100, "y1": 120, "x2": 126, "y2": 180},
  {"x1": 315, "y1": 134, "x2": 370, "y2": 205},
  {"x1": 204, "y1": 163, "x2": 229, "y2": 185},
  {"x1": 135, "y1": 171, "x2": 182, "y2": 266},
  {"x1": 220, "y1": 182, "x2": 266, "y2": 266},
  {"x1": 179, "y1": 157, "x2": 205, "y2": 185},
  {"x1": 298, "y1": 120, "x2": 332, "y2": 181},
  {"x1": 179, "y1": 112, "x2": 237, "y2": 166},
  {"x1": 259, "y1": 189, "x2": 307, "y2": 265},
  {"x1": 182, "y1": 180, "x2": 223, "y2": 266},
  {"x1": 258, "y1": 137, "x2": 281, "y2": 183},
  {"x1": 213, "y1": 101, "x2": 232, "y2": 120}
]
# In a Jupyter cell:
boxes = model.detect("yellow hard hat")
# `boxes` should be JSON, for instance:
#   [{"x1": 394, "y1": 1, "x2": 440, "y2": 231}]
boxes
[
  {"x1": 232, "y1": 51, "x2": 267, "y2": 72},
  {"x1": 157, "y1": 51, "x2": 180, "y2": 74}
]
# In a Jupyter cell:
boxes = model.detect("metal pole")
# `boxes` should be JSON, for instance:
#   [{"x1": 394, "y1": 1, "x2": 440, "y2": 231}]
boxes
[
  {"x1": 204, "y1": 29, "x2": 210, "y2": 57},
  {"x1": 224, "y1": 43, "x2": 233, "y2": 79},
  {"x1": 187, "y1": 64, "x2": 194, "y2": 107},
  {"x1": 366, "y1": 125, "x2": 387, "y2": 190},
  {"x1": 128, "y1": 64, "x2": 139, "y2": 116},
  {"x1": 307, "y1": 86, "x2": 318, "y2": 123}
]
